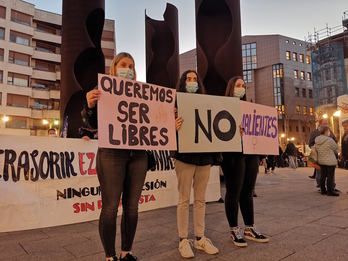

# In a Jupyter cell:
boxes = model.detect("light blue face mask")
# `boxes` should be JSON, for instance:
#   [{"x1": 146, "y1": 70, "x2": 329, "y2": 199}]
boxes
[
  {"x1": 116, "y1": 68, "x2": 134, "y2": 80},
  {"x1": 185, "y1": 82, "x2": 198, "y2": 93}
]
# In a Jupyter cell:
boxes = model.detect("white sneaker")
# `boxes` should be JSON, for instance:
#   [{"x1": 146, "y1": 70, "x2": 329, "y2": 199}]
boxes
[
  {"x1": 179, "y1": 239, "x2": 194, "y2": 258},
  {"x1": 194, "y1": 236, "x2": 219, "y2": 255}
]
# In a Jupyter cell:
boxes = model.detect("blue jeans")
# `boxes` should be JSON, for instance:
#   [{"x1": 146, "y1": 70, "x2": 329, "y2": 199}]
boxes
[{"x1": 97, "y1": 148, "x2": 147, "y2": 257}]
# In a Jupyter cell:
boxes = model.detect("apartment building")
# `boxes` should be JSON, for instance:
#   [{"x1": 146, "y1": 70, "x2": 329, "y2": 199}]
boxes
[
  {"x1": 0, "y1": 0, "x2": 115, "y2": 136},
  {"x1": 179, "y1": 34, "x2": 315, "y2": 148}
]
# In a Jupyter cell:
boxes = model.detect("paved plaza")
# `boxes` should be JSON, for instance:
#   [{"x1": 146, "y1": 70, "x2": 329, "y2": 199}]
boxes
[{"x1": 1, "y1": 166, "x2": 348, "y2": 260}]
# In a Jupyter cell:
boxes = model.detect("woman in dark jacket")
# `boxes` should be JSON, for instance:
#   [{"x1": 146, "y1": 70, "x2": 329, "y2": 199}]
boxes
[
  {"x1": 172, "y1": 70, "x2": 219, "y2": 259},
  {"x1": 221, "y1": 76, "x2": 269, "y2": 248},
  {"x1": 285, "y1": 141, "x2": 297, "y2": 170}
]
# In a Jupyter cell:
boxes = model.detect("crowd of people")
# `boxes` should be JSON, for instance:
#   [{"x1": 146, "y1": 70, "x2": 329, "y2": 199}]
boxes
[{"x1": 48, "y1": 51, "x2": 346, "y2": 260}]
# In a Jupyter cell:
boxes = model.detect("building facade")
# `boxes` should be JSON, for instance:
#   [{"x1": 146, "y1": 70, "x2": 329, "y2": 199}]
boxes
[
  {"x1": 0, "y1": 0, "x2": 115, "y2": 136},
  {"x1": 179, "y1": 34, "x2": 316, "y2": 149}
]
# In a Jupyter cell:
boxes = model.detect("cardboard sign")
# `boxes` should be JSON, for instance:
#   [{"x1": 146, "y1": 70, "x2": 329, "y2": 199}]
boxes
[
  {"x1": 97, "y1": 74, "x2": 177, "y2": 150},
  {"x1": 176, "y1": 92, "x2": 242, "y2": 153},
  {"x1": 240, "y1": 101, "x2": 279, "y2": 155}
]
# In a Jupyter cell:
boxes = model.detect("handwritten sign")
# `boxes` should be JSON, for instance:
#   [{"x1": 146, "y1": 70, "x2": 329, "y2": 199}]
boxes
[
  {"x1": 97, "y1": 74, "x2": 177, "y2": 150},
  {"x1": 176, "y1": 92, "x2": 242, "y2": 153},
  {"x1": 240, "y1": 101, "x2": 278, "y2": 155}
]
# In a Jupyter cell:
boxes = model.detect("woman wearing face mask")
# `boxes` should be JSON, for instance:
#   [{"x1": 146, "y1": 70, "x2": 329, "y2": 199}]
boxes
[
  {"x1": 82, "y1": 52, "x2": 145, "y2": 261},
  {"x1": 171, "y1": 70, "x2": 219, "y2": 259},
  {"x1": 221, "y1": 76, "x2": 269, "y2": 247}
]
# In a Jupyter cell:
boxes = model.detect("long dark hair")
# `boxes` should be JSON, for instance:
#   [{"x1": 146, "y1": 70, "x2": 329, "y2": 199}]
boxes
[
  {"x1": 225, "y1": 76, "x2": 246, "y2": 101},
  {"x1": 176, "y1": 70, "x2": 206, "y2": 94}
]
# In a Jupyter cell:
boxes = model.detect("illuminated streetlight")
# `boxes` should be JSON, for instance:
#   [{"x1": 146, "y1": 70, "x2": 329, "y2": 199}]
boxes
[
  {"x1": 323, "y1": 114, "x2": 328, "y2": 119},
  {"x1": 43, "y1": 119, "x2": 49, "y2": 125},
  {"x1": 54, "y1": 120, "x2": 59, "y2": 125},
  {"x1": 333, "y1": 110, "x2": 341, "y2": 117},
  {"x1": 291, "y1": 137, "x2": 295, "y2": 141},
  {"x1": 2, "y1": 115, "x2": 9, "y2": 122},
  {"x1": 281, "y1": 133, "x2": 285, "y2": 137},
  {"x1": 287, "y1": 138, "x2": 290, "y2": 141}
]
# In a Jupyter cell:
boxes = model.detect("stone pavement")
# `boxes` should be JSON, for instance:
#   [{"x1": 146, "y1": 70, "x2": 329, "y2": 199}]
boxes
[{"x1": 1, "y1": 166, "x2": 348, "y2": 261}]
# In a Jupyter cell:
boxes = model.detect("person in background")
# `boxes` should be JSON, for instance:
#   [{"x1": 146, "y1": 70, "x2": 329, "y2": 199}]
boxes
[
  {"x1": 340, "y1": 119, "x2": 348, "y2": 168},
  {"x1": 82, "y1": 52, "x2": 146, "y2": 261},
  {"x1": 308, "y1": 119, "x2": 340, "y2": 193},
  {"x1": 221, "y1": 76, "x2": 269, "y2": 248},
  {"x1": 172, "y1": 70, "x2": 219, "y2": 259},
  {"x1": 285, "y1": 141, "x2": 297, "y2": 170},
  {"x1": 48, "y1": 128, "x2": 57, "y2": 137},
  {"x1": 315, "y1": 125, "x2": 339, "y2": 196}
]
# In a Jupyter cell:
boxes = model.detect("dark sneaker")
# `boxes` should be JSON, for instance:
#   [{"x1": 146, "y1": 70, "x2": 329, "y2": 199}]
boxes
[
  {"x1": 327, "y1": 191, "x2": 340, "y2": 196},
  {"x1": 231, "y1": 227, "x2": 247, "y2": 247},
  {"x1": 333, "y1": 188, "x2": 341, "y2": 193},
  {"x1": 120, "y1": 253, "x2": 137, "y2": 261},
  {"x1": 244, "y1": 226, "x2": 269, "y2": 243}
]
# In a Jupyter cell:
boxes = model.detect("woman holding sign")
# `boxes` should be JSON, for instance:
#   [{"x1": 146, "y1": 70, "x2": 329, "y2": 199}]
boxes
[
  {"x1": 172, "y1": 70, "x2": 219, "y2": 259},
  {"x1": 221, "y1": 76, "x2": 269, "y2": 247},
  {"x1": 82, "y1": 52, "x2": 145, "y2": 261}
]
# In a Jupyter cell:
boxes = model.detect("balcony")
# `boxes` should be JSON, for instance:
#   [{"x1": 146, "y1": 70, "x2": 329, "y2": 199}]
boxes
[
  {"x1": 5, "y1": 105, "x2": 31, "y2": 117},
  {"x1": 49, "y1": 89, "x2": 60, "y2": 99},
  {"x1": 42, "y1": 109, "x2": 59, "y2": 119},
  {"x1": 31, "y1": 69, "x2": 57, "y2": 81},
  {"x1": 7, "y1": 62, "x2": 32, "y2": 76},
  {"x1": 32, "y1": 49, "x2": 61, "y2": 63},
  {"x1": 33, "y1": 30, "x2": 61, "y2": 44},
  {"x1": 31, "y1": 109, "x2": 43, "y2": 119},
  {"x1": 32, "y1": 89, "x2": 50, "y2": 99}
]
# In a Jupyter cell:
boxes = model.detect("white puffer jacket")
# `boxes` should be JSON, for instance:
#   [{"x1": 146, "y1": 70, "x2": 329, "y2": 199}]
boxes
[{"x1": 315, "y1": 135, "x2": 338, "y2": 166}]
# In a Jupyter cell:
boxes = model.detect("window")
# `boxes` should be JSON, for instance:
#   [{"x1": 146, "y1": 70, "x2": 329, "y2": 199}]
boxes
[
  {"x1": 0, "y1": 92, "x2": 2, "y2": 105},
  {"x1": 300, "y1": 71, "x2": 305, "y2": 80},
  {"x1": 7, "y1": 72, "x2": 29, "y2": 87},
  {"x1": 303, "y1": 106, "x2": 307, "y2": 115},
  {"x1": 289, "y1": 126, "x2": 292, "y2": 132},
  {"x1": 34, "y1": 60, "x2": 56, "y2": 72},
  {"x1": 32, "y1": 80, "x2": 57, "y2": 90},
  {"x1": 306, "y1": 55, "x2": 311, "y2": 64},
  {"x1": 295, "y1": 87, "x2": 299, "y2": 97},
  {"x1": 299, "y1": 54, "x2": 304, "y2": 63},
  {"x1": 273, "y1": 64, "x2": 284, "y2": 113},
  {"x1": 36, "y1": 23, "x2": 56, "y2": 35},
  {"x1": 0, "y1": 48, "x2": 3, "y2": 61},
  {"x1": 243, "y1": 70, "x2": 252, "y2": 83},
  {"x1": 35, "y1": 41, "x2": 57, "y2": 54},
  {"x1": 102, "y1": 30, "x2": 114, "y2": 41},
  {"x1": 307, "y1": 72, "x2": 312, "y2": 81},
  {"x1": 310, "y1": 107, "x2": 314, "y2": 116},
  {"x1": 296, "y1": 105, "x2": 301, "y2": 114},
  {"x1": 302, "y1": 126, "x2": 305, "y2": 132},
  {"x1": 325, "y1": 69, "x2": 331, "y2": 81},
  {"x1": 5, "y1": 116, "x2": 27, "y2": 129},
  {"x1": 293, "y1": 52, "x2": 298, "y2": 61},
  {"x1": 0, "y1": 70, "x2": 3, "y2": 83},
  {"x1": 242, "y1": 42, "x2": 257, "y2": 70},
  {"x1": 0, "y1": 27, "x2": 4, "y2": 40},
  {"x1": 309, "y1": 89, "x2": 313, "y2": 98},
  {"x1": 9, "y1": 51, "x2": 30, "y2": 66},
  {"x1": 7, "y1": 93, "x2": 28, "y2": 108},
  {"x1": 10, "y1": 30, "x2": 30, "y2": 46},
  {"x1": 0, "y1": 6, "x2": 5, "y2": 19},
  {"x1": 302, "y1": 88, "x2": 306, "y2": 97},
  {"x1": 286, "y1": 51, "x2": 291, "y2": 60},
  {"x1": 296, "y1": 126, "x2": 299, "y2": 132},
  {"x1": 294, "y1": 70, "x2": 299, "y2": 79},
  {"x1": 11, "y1": 10, "x2": 31, "y2": 26}
]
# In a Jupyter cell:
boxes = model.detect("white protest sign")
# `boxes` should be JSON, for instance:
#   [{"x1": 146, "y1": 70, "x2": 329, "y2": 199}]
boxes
[
  {"x1": 97, "y1": 74, "x2": 177, "y2": 150},
  {"x1": 176, "y1": 92, "x2": 242, "y2": 153},
  {"x1": 240, "y1": 101, "x2": 279, "y2": 155}
]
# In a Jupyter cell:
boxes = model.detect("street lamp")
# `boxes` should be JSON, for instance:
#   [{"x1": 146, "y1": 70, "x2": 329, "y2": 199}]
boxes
[
  {"x1": 323, "y1": 114, "x2": 328, "y2": 119},
  {"x1": 291, "y1": 137, "x2": 295, "y2": 141},
  {"x1": 333, "y1": 110, "x2": 341, "y2": 117},
  {"x1": 1, "y1": 115, "x2": 9, "y2": 122}
]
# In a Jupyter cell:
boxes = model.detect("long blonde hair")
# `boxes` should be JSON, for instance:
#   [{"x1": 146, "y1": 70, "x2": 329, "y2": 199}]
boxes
[{"x1": 109, "y1": 52, "x2": 137, "y2": 80}]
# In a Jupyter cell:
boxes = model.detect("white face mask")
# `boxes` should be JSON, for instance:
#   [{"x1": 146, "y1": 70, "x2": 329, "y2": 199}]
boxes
[
  {"x1": 233, "y1": 87, "x2": 245, "y2": 98},
  {"x1": 49, "y1": 134, "x2": 57, "y2": 137},
  {"x1": 185, "y1": 82, "x2": 198, "y2": 93},
  {"x1": 116, "y1": 68, "x2": 134, "y2": 80}
]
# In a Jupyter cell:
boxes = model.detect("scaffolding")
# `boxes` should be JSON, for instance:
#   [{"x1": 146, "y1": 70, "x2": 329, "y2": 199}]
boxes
[{"x1": 305, "y1": 11, "x2": 348, "y2": 107}]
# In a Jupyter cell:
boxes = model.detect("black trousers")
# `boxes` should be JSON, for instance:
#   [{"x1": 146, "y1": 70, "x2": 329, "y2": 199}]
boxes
[{"x1": 221, "y1": 153, "x2": 259, "y2": 227}]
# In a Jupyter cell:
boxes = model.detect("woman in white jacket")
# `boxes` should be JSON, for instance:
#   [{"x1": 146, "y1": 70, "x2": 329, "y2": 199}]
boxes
[{"x1": 315, "y1": 125, "x2": 339, "y2": 196}]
